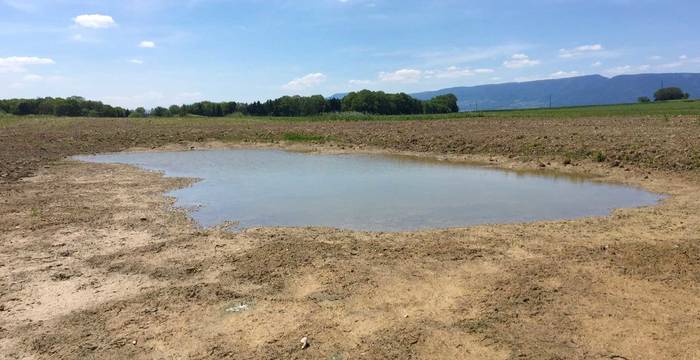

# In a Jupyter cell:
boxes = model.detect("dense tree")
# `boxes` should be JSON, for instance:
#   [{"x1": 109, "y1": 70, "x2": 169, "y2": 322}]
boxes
[
  {"x1": 638, "y1": 96, "x2": 651, "y2": 103},
  {"x1": 129, "y1": 107, "x2": 147, "y2": 118},
  {"x1": 423, "y1": 94, "x2": 459, "y2": 114},
  {"x1": 654, "y1": 87, "x2": 689, "y2": 101},
  {"x1": 327, "y1": 97, "x2": 342, "y2": 112},
  {"x1": 341, "y1": 90, "x2": 426, "y2": 115},
  {"x1": 1, "y1": 91, "x2": 460, "y2": 118},
  {"x1": 0, "y1": 97, "x2": 129, "y2": 117},
  {"x1": 168, "y1": 105, "x2": 182, "y2": 116},
  {"x1": 150, "y1": 107, "x2": 170, "y2": 117}
]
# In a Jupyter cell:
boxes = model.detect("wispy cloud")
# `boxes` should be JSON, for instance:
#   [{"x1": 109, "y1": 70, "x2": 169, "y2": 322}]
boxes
[
  {"x1": 603, "y1": 64, "x2": 651, "y2": 76},
  {"x1": 0, "y1": 56, "x2": 55, "y2": 73},
  {"x1": 658, "y1": 55, "x2": 700, "y2": 69},
  {"x1": 378, "y1": 68, "x2": 422, "y2": 82},
  {"x1": 503, "y1": 54, "x2": 540, "y2": 68},
  {"x1": 22, "y1": 74, "x2": 43, "y2": 81},
  {"x1": 549, "y1": 70, "x2": 580, "y2": 78},
  {"x1": 129, "y1": 59, "x2": 144, "y2": 65},
  {"x1": 3, "y1": 0, "x2": 38, "y2": 12},
  {"x1": 283, "y1": 73, "x2": 327, "y2": 90},
  {"x1": 424, "y1": 66, "x2": 494, "y2": 79},
  {"x1": 73, "y1": 14, "x2": 116, "y2": 29},
  {"x1": 417, "y1": 44, "x2": 529, "y2": 67},
  {"x1": 349, "y1": 79, "x2": 373, "y2": 86},
  {"x1": 559, "y1": 44, "x2": 603, "y2": 58},
  {"x1": 139, "y1": 41, "x2": 156, "y2": 48}
]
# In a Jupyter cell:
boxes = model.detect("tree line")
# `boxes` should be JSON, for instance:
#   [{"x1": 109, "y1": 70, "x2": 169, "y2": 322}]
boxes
[
  {"x1": 0, "y1": 91, "x2": 459, "y2": 118},
  {"x1": 0, "y1": 97, "x2": 129, "y2": 117},
  {"x1": 638, "y1": 87, "x2": 691, "y2": 103}
]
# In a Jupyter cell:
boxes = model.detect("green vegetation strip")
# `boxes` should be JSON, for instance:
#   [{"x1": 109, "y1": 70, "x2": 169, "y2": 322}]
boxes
[{"x1": 282, "y1": 132, "x2": 332, "y2": 142}]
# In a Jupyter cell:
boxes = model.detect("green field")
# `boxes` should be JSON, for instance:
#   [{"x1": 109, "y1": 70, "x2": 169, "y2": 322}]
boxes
[{"x1": 479, "y1": 99, "x2": 700, "y2": 118}]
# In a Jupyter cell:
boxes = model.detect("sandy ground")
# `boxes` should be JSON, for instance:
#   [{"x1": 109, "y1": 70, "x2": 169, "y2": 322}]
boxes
[{"x1": 1, "y1": 140, "x2": 699, "y2": 359}]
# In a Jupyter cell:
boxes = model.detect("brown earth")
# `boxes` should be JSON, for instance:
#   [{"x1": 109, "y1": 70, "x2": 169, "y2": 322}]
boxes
[
  {"x1": 1, "y1": 117, "x2": 699, "y2": 359},
  {"x1": 2, "y1": 115, "x2": 700, "y2": 183}
]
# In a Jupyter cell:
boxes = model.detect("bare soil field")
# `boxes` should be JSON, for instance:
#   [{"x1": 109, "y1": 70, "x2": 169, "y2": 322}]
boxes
[{"x1": 1, "y1": 116, "x2": 699, "y2": 359}]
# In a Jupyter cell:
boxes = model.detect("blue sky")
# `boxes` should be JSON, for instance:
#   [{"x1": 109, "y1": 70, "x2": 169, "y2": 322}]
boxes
[{"x1": 1, "y1": 0, "x2": 699, "y2": 108}]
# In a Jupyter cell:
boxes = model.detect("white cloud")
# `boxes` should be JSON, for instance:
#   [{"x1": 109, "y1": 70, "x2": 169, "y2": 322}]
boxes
[
  {"x1": 425, "y1": 66, "x2": 494, "y2": 79},
  {"x1": 283, "y1": 73, "x2": 327, "y2": 90},
  {"x1": 417, "y1": 44, "x2": 528, "y2": 67},
  {"x1": 22, "y1": 74, "x2": 43, "y2": 81},
  {"x1": 69, "y1": 33, "x2": 101, "y2": 43},
  {"x1": 4, "y1": 0, "x2": 38, "y2": 12},
  {"x1": 659, "y1": 61, "x2": 683, "y2": 69},
  {"x1": 349, "y1": 79, "x2": 373, "y2": 85},
  {"x1": 592, "y1": 61, "x2": 602, "y2": 67},
  {"x1": 658, "y1": 55, "x2": 700, "y2": 69},
  {"x1": 352, "y1": 66, "x2": 496, "y2": 86},
  {"x1": 129, "y1": 59, "x2": 144, "y2": 65},
  {"x1": 549, "y1": 70, "x2": 580, "y2": 78},
  {"x1": 378, "y1": 68, "x2": 422, "y2": 82},
  {"x1": 559, "y1": 44, "x2": 603, "y2": 58},
  {"x1": 425, "y1": 66, "x2": 473, "y2": 79},
  {"x1": 139, "y1": 41, "x2": 156, "y2": 48},
  {"x1": 0, "y1": 56, "x2": 55, "y2": 73},
  {"x1": 503, "y1": 53, "x2": 540, "y2": 68},
  {"x1": 73, "y1": 14, "x2": 116, "y2": 29},
  {"x1": 604, "y1": 64, "x2": 650, "y2": 76}
]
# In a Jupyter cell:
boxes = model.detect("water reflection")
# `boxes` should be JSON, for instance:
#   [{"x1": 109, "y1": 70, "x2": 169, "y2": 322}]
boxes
[{"x1": 75, "y1": 149, "x2": 662, "y2": 231}]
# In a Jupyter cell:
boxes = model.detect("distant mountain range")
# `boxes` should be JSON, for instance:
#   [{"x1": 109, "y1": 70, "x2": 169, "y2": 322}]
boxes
[{"x1": 331, "y1": 73, "x2": 700, "y2": 111}]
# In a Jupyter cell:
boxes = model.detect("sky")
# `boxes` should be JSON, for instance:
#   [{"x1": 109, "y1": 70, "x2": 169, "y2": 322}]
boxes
[{"x1": 1, "y1": 0, "x2": 700, "y2": 108}]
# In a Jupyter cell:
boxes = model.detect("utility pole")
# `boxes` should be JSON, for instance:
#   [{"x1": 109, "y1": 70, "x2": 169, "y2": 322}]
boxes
[{"x1": 475, "y1": 101, "x2": 478, "y2": 112}]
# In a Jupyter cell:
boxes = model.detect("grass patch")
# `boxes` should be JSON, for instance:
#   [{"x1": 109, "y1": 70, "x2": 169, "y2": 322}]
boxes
[
  {"x1": 282, "y1": 132, "x2": 331, "y2": 142},
  {"x1": 594, "y1": 151, "x2": 607, "y2": 163},
  {"x1": 0, "y1": 114, "x2": 23, "y2": 128}
]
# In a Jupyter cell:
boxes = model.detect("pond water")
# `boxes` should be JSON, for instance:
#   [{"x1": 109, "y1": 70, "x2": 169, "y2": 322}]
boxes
[{"x1": 75, "y1": 149, "x2": 662, "y2": 231}]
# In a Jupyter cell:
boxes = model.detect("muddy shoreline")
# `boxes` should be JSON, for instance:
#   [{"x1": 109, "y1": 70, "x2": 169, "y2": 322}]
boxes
[{"x1": 1, "y1": 119, "x2": 700, "y2": 359}]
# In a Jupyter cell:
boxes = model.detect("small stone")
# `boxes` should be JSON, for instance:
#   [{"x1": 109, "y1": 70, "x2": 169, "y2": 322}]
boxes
[
  {"x1": 140, "y1": 217, "x2": 147, "y2": 222},
  {"x1": 132, "y1": 340, "x2": 137, "y2": 345},
  {"x1": 300, "y1": 336, "x2": 309, "y2": 349}
]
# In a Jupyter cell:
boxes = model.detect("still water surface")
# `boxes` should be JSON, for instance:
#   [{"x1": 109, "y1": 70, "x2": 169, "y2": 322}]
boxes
[{"x1": 75, "y1": 149, "x2": 662, "y2": 231}]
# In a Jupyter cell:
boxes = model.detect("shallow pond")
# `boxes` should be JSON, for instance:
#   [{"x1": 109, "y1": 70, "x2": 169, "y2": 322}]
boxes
[{"x1": 75, "y1": 149, "x2": 662, "y2": 231}]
